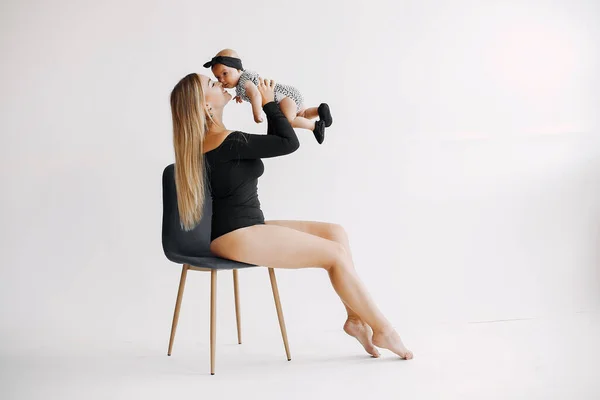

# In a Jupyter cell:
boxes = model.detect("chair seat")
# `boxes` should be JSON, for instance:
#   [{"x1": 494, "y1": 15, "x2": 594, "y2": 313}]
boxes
[{"x1": 164, "y1": 250, "x2": 257, "y2": 270}]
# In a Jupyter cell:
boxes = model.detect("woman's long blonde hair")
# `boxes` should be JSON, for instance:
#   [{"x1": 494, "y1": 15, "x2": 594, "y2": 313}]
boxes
[{"x1": 170, "y1": 73, "x2": 211, "y2": 231}]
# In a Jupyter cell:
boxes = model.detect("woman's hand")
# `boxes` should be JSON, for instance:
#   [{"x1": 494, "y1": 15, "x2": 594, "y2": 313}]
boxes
[{"x1": 257, "y1": 77, "x2": 276, "y2": 107}]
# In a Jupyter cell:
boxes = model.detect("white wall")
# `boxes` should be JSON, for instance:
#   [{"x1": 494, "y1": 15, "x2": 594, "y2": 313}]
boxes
[{"x1": 1, "y1": 0, "x2": 599, "y2": 352}]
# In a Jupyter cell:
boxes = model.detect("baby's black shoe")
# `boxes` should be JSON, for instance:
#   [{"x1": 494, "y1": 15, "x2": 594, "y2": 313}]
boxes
[
  {"x1": 313, "y1": 120, "x2": 325, "y2": 144},
  {"x1": 318, "y1": 103, "x2": 333, "y2": 127}
]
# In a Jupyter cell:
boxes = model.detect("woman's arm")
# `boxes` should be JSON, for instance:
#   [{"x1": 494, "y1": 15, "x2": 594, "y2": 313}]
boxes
[
  {"x1": 228, "y1": 101, "x2": 299, "y2": 159},
  {"x1": 218, "y1": 78, "x2": 299, "y2": 160}
]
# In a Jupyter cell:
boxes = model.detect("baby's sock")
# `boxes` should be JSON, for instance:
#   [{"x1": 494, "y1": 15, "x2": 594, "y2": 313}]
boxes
[
  {"x1": 313, "y1": 120, "x2": 325, "y2": 144},
  {"x1": 318, "y1": 103, "x2": 333, "y2": 127}
]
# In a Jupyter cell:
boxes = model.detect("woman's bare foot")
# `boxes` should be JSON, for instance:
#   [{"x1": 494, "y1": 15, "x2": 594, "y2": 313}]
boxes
[
  {"x1": 343, "y1": 317, "x2": 381, "y2": 358},
  {"x1": 372, "y1": 327, "x2": 413, "y2": 360}
]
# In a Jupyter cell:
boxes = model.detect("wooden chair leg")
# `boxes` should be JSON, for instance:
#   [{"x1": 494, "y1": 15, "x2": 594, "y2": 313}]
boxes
[
  {"x1": 168, "y1": 264, "x2": 189, "y2": 356},
  {"x1": 268, "y1": 268, "x2": 291, "y2": 361},
  {"x1": 210, "y1": 269, "x2": 217, "y2": 375},
  {"x1": 233, "y1": 269, "x2": 242, "y2": 344}
]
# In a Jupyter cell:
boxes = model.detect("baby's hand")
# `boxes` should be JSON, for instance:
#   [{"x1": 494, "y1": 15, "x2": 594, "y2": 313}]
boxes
[
  {"x1": 234, "y1": 95, "x2": 242, "y2": 104},
  {"x1": 254, "y1": 114, "x2": 264, "y2": 123}
]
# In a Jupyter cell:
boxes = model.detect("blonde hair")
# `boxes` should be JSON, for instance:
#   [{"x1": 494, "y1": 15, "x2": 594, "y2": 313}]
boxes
[{"x1": 169, "y1": 73, "x2": 211, "y2": 231}]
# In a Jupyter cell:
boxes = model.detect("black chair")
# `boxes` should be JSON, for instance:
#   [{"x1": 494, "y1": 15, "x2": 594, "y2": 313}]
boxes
[{"x1": 161, "y1": 163, "x2": 291, "y2": 375}]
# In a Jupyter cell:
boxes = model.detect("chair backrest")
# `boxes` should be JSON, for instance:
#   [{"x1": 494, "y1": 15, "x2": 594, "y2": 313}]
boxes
[{"x1": 162, "y1": 163, "x2": 212, "y2": 260}]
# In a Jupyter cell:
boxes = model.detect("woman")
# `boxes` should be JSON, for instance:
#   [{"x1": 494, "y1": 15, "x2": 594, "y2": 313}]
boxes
[{"x1": 169, "y1": 73, "x2": 413, "y2": 360}]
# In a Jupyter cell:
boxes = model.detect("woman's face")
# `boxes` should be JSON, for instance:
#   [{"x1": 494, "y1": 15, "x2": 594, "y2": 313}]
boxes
[{"x1": 200, "y1": 74, "x2": 231, "y2": 109}]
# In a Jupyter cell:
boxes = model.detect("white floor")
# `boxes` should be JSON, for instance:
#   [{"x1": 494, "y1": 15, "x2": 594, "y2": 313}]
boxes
[{"x1": 2, "y1": 311, "x2": 599, "y2": 400}]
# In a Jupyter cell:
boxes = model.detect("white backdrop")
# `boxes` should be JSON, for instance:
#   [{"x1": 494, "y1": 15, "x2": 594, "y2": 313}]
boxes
[{"x1": 1, "y1": 0, "x2": 599, "y2": 358}]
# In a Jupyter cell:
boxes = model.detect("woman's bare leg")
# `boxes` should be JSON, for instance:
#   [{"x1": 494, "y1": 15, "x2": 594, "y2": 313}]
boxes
[
  {"x1": 210, "y1": 224, "x2": 413, "y2": 359},
  {"x1": 265, "y1": 220, "x2": 379, "y2": 357}
]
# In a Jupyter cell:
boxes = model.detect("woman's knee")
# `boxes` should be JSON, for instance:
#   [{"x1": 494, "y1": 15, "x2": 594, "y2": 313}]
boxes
[
  {"x1": 323, "y1": 241, "x2": 350, "y2": 272},
  {"x1": 328, "y1": 223, "x2": 349, "y2": 244}
]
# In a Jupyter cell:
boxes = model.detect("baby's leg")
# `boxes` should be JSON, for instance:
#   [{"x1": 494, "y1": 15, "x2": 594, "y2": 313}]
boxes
[
  {"x1": 299, "y1": 104, "x2": 333, "y2": 127},
  {"x1": 280, "y1": 97, "x2": 325, "y2": 144},
  {"x1": 298, "y1": 107, "x2": 318, "y2": 119},
  {"x1": 280, "y1": 97, "x2": 314, "y2": 130}
]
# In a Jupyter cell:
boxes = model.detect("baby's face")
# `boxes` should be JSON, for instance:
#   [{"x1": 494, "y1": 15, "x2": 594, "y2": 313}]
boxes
[{"x1": 211, "y1": 64, "x2": 241, "y2": 89}]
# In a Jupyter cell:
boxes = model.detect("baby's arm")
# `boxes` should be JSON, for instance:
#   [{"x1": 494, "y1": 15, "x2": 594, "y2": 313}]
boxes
[{"x1": 244, "y1": 80, "x2": 264, "y2": 123}]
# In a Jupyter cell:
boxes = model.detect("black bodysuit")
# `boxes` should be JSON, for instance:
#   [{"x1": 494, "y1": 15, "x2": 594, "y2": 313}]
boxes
[{"x1": 204, "y1": 101, "x2": 299, "y2": 242}]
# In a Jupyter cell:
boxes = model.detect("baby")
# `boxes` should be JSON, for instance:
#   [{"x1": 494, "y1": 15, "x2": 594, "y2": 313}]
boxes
[{"x1": 203, "y1": 49, "x2": 333, "y2": 144}]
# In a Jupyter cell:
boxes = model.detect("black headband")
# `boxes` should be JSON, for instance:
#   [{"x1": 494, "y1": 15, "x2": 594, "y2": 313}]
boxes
[{"x1": 203, "y1": 56, "x2": 244, "y2": 70}]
